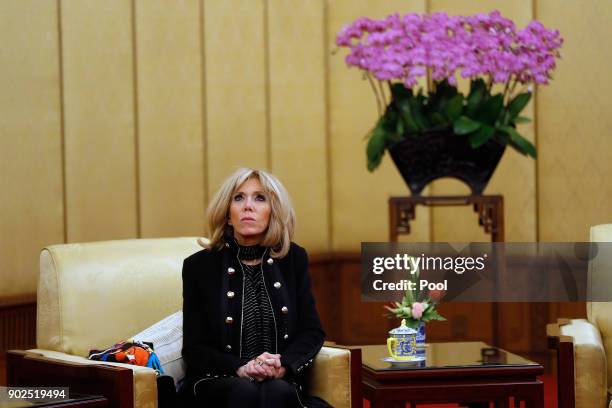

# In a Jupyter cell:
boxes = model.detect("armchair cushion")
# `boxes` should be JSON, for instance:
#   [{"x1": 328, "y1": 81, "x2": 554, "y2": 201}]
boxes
[{"x1": 560, "y1": 319, "x2": 607, "y2": 408}]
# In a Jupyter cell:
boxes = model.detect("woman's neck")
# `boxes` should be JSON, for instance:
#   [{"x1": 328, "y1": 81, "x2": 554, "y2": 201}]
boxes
[
  {"x1": 233, "y1": 234, "x2": 262, "y2": 247},
  {"x1": 231, "y1": 236, "x2": 266, "y2": 264}
]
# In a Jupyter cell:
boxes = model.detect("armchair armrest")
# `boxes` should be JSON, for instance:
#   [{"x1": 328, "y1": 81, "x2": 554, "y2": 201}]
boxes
[
  {"x1": 7, "y1": 349, "x2": 158, "y2": 408},
  {"x1": 309, "y1": 345, "x2": 362, "y2": 408},
  {"x1": 547, "y1": 318, "x2": 608, "y2": 408}
]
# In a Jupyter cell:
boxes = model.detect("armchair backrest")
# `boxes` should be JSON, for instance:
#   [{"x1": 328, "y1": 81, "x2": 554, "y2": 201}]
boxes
[
  {"x1": 37, "y1": 238, "x2": 202, "y2": 357},
  {"x1": 587, "y1": 224, "x2": 612, "y2": 389}
]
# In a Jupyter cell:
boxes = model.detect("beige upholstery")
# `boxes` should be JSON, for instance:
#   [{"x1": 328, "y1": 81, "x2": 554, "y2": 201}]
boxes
[
  {"x1": 557, "y1": 224, "x2": 612, "y2": 408},
  {"x1": 589, "y1": 224, "x2": 612, "y2": 390},
  {"x1": 32, "y1": 237, "x2": 355, "y2": 408},
  {"x1": 560, "y1": 319, "x2": 607, "y2": 408},
  {"x1": 310, "y1": 346, "x2": 352, "y2": 408},
  {"x1": 37, "y1": 238, "x2": 202, "y2": 356}
]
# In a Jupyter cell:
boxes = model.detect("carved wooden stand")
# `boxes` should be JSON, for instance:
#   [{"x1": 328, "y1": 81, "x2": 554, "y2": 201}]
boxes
[{"x1": 388, "y1": 195, "x2": 504, "y2": 243}]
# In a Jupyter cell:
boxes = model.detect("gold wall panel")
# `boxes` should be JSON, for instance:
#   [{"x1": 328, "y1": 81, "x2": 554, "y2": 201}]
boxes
[
  {"x1": 0, "y1": 0, "x2": 63, "y2": 296},
  {"x1": 267, "y1": 0, "x2": 329, "y2": 253},
  {"x1": 428, "y1": 0, "x2": 537, "y2": 243},
  {"x1": 204, "y1": 0, "x2": 268, "y2": 196},
  {"x1": 135, "y1": 0, "x2": 206, "y2": 238},
  {"x1": 328, "y1": 0, "x2": 429, "y2": 252},
  {"x1": 62, "y1": 0, "x2": 138, "y2": 242},
  {"x1": 4, "y1": 0, "x2": 612, "y2": 299},
  {"x1": 537, "y1": 0, "x2": 612, "y2": 241}
]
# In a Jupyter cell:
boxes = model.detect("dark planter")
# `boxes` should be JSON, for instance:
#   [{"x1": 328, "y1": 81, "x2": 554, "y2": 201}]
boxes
[{"x1": 388, "y1": 129, "x2": 506, "y2": 196}]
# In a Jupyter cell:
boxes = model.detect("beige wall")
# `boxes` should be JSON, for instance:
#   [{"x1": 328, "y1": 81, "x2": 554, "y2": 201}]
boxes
[{"x1": 1, "y1": 0, "x2": 611, "y2": 297}]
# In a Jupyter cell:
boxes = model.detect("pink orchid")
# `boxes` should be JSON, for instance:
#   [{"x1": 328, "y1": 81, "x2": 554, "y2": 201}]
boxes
[{"x1": 336, "y1": 10, "x2": 562, "y2": 88}]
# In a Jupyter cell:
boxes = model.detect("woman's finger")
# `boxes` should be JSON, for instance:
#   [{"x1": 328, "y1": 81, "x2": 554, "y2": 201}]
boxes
[
  {"x1": 252, "y1": 363, "x2": 267, "y2": 377},
  {"x1": 245, "y1": 361, "x2": 261, "y2": 376},
  {"x1": 260, "y1": 352, "x2": 281, "y2": 368}
]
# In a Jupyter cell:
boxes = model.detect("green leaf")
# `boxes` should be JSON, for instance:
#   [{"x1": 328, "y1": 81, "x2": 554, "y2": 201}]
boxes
[
  {"x1": 397, "y1": 101, "x2": 419, "y2": 133},
  {"x1": 507, "y1": 92, "x2": 532, "y2": 121},
  {"x1": 466, "y1": 79, "x2": 486, "y2": 116},
  {"x1": 395, "y1": 119, "x2": 404, "y2": 137},
  {"x1": 514, "y1": 116, "x2": 532, "y2": 124},
  {"x1": 475, "y1": 94, "x2": 504, "y2": 125},
  {"x1": 454, "y1": 115, "x2": 482, "y2": 135},
  {"x1": 430, "y1": 112, "x2": 449, "y2": 127},
  {"x1": 380, "y1": 106, "x2": 399, "y2": 133},
  {"x1": 469, "y1": 124, "x2": 495, "y2": 148},
  {"x1": 423, "y1": 309, "x2": 446, "y2": 321},
  {"x1": 390, "y1": 83, "x2": 413, "y2": 101},
  {"x1": 408, "y1": 98, "x2": 428, "y2": 129},
  {"x1": 435, "y1": 79, "x2": 458, "y2": 99},
  {"x1": 403, "y1": 319, "x2": 420, "y2": 329},
  {"x1": 444, "y1": 94, "x2": 464, "y2": 121},
  {"x1": 366, "y1": 125, "x2": 387, "y2": 171},
  {"x1": 500, "y1": 126, "x2": 537, "y2": 158}
]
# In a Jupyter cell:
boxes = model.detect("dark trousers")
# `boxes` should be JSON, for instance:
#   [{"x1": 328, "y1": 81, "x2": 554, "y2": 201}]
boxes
[{"x1": 193, "y1": 377, "x2": 302, "y2": 408}]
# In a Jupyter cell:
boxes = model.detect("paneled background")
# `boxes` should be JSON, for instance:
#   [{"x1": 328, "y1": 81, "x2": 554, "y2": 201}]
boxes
[{"x1": 1, "y1": 0, "x2": 611, "y2": 306}]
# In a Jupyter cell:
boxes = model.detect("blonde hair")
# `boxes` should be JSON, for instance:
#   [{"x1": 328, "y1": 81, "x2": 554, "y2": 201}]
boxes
[{"x1": 202, "y1": 168, "x2": 295, "y2": 258}]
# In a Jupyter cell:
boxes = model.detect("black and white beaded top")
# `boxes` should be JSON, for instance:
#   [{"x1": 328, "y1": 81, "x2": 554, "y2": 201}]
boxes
[{"x1": 233, "y1": 241, "x2": 275, "y2": 360}]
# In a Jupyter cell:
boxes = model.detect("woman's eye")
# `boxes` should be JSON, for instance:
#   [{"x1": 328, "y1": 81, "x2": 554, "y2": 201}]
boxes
[
  {"x1": 256, "y1": 194, "x2": 266, "y2": 201},
  {"x1": 233, "y1": 194, "x2": 243, "y2": 201}
]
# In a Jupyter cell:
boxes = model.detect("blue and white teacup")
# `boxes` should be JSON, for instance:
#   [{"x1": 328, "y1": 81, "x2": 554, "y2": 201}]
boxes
[{"x1": 386, "y1": 319, "x2": 417, "y2": 361}]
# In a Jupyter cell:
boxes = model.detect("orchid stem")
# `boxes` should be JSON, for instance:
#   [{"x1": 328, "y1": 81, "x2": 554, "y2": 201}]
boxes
[
  {"x1": 508, "y1": 78, "x2": 519, "y2": 101},
  {"x1": 377, "y1": 80, "x2": 387, "y2": 108},
  {"x1": 366, "y1": 72, "x2": 383, "y2": 116},
  {"x1": 502, "y1": 77, "x2": 511, "y2": 103}
]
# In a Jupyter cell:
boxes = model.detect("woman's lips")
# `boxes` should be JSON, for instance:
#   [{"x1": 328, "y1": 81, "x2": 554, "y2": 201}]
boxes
[{"x1": 241, "y1": 217, "x2": 256, "y2": 222}]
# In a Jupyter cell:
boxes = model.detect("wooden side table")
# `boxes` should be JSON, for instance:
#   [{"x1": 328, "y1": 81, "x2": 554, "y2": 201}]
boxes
[
  {"x1": 360, "y1": 342, "x2": 544, "y2": 408},
  {"x1": 388, "y1": 195, "x2": 504, "y2": 243}
]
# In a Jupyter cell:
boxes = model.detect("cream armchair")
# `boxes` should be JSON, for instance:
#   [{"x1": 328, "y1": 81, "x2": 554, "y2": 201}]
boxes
[
  {"x1": 8, "y1": 238, "x2": 361, "y2": 408},
  {"x1": 548, "y1": 224, "x2": 612, "y2": 408}
]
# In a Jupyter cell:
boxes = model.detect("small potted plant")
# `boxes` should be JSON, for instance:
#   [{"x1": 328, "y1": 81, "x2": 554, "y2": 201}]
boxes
[
  {"x1": 336, "y1": 11, "x2": 563, "y2": 195},
  {"x1": 385, "y1": 273, "x2": 446, "y2": 346}
]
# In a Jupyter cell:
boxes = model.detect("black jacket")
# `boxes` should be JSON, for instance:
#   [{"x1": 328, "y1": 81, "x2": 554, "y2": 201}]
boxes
[{"x1": 182, "y1": 242, "x2": 326, "y2": 387}]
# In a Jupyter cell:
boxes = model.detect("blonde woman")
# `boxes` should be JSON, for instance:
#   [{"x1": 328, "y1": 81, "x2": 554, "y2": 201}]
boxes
[{"x1": 182, "y1": 168, "x2": 328, "y2": 407}]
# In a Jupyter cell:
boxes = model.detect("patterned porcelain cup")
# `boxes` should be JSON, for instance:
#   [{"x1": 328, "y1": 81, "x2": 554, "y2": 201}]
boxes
[{"x1": 386, "y1": 319, "x2": 418, "y2": 361}]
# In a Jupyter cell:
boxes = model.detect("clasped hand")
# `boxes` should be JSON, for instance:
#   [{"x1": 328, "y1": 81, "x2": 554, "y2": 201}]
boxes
[{"x1": 236, "y1": 352, "x2": 286, "y2": 381}]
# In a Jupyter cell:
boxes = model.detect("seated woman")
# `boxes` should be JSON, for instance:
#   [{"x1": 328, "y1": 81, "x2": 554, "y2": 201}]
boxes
[{"x1": 182, "y1": 168, "x2": 329, "y2": 408}]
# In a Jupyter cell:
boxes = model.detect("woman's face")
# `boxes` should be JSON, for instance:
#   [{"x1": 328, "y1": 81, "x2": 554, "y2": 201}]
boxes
[{"x1": 228, "y1": 177, "x2": 272, "y2": 246}]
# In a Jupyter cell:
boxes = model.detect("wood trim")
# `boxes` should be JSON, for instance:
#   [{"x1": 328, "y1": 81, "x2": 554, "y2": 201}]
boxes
[
  {"x1": 33, "y1": 396, "x2": 109, "y2": 407},
  {"x1": 363, "y1": 364, "x2": 543, "y2": 381},
  {"x1": 0, "y1": 293, "x2": 36, "y2": 309},
  {"x1": 0, "y1": 295, "x2": 36, "y2": 353},
  {"x1": 362, "y1": 375, "x2": 543, "y2": 406},
  {"x1": 547, "y1": 319, "x2": 575, "y2": 408},
  {"x1": 349, "y1": 347, "x2": 362, "y2": 408},
  {"x1": 7, "y1": 350, "x2": 133, "y2": 408},
  {"x1": 308, "y1": 252, "x2": 360, "y2": 264}
]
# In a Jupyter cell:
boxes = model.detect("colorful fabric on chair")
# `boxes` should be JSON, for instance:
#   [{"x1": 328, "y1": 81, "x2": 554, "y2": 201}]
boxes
[{"x1": 89, "y1": 340, "x2": 164, "y2": 374}]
